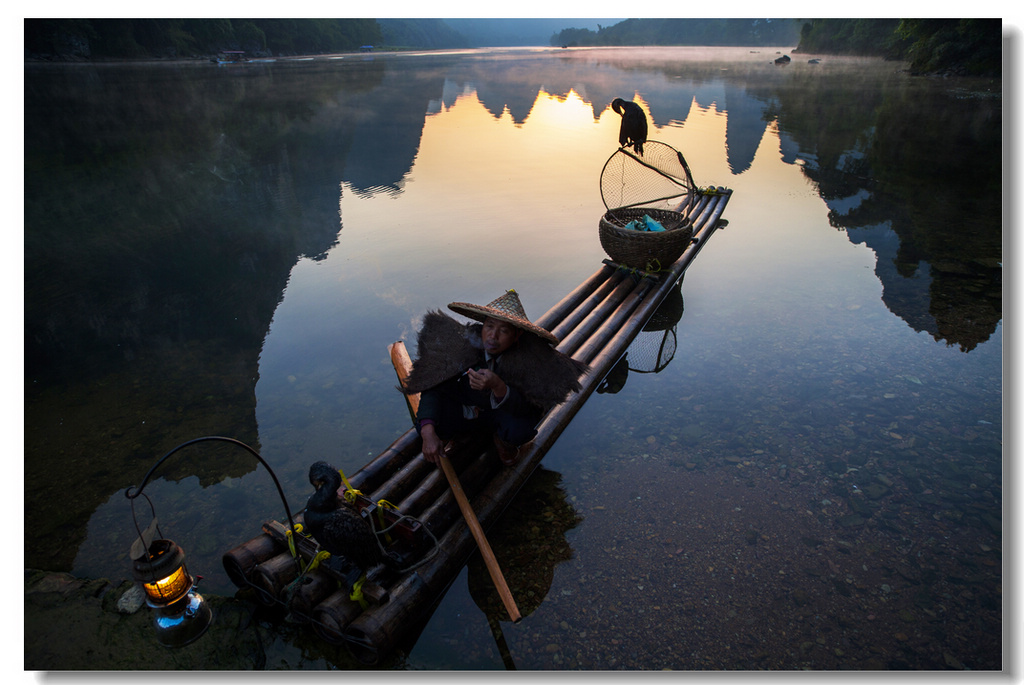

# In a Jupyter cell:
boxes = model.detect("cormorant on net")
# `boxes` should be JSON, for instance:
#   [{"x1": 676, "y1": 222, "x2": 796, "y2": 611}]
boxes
[
  {"x1": 612, "y1": 98, "x2": 648, "y2": 156},
  {"x1": 305, "y1": 461, "x2": 382, "y2": 584}
]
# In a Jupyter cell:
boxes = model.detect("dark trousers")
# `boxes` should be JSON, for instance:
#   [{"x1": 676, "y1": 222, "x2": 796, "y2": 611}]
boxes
[{"x1": 418, "y1": 376, "x2": 541, "y2": 446}]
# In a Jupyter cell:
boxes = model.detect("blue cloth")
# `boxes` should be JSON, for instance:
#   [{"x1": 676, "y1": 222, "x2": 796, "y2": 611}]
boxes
[{"x1": 625, "y1": 214, "x2": 665, "y2": 232}]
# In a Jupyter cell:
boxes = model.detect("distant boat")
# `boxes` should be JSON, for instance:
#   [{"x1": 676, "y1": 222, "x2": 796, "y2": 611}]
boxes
[{"x1": 214, "y1": 50, "x2": 247, "y2": 64}]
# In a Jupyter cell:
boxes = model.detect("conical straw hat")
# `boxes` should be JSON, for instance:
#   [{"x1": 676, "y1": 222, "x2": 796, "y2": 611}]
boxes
[{"x1": 448, "y1": 289, "x2": 558, "y2": 345}]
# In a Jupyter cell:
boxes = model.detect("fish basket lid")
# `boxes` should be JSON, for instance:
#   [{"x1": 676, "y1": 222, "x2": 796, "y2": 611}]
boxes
[{"x1": 600, "y1": 140, "x2": 698, "y2": 213}]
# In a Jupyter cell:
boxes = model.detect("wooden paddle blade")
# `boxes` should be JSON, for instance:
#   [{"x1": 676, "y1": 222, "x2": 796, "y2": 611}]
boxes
[{"x1": 389, "y1": 340, "x2": 420, "y2": 416}]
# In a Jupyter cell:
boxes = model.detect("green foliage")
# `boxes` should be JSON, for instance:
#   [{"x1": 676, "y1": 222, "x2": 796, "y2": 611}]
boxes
[
  {"x1": 797, "y1": 19, "x2": 906, "y2": 57},
  {"x1": 551, "y1": 19, "x2": 801, "y2": 48},
  {"x1": 550, "y1": 27, "x2": 596, "y2": 47},
  {"x1": 378, "y1": 18, "x2": 468, "y2": 49},
  {"x1": 797, "y1": 18, "x2": 1000, "y2": 76},
  {"x1": 896, "y1": 19, "x2": 1001, "y2": 75}
]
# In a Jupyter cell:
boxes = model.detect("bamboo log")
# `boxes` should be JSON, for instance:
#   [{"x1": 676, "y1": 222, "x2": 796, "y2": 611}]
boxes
[
  {"x1": 392, "y1": 464, "x2": 446, "y2": 517},
  {"x1": 346, "y1": 428, "x2": 422, "y2": 494},
  {"x1": 311, "y1": 588, "x2": 368, "y2": 645},
  {"x1": 261, "y1": 519, "x2": 390, "y2": 605},
  {"x1": 393, "y1": 435, "x2": 483, "y2": 516},
  {"x1": 251, "y1": 551, "x2": 301, "y2": 606},
  {"x1": 367, "y1": 453, "x2": 434, "y2": 507},
  {"x1": 417, "y1": 449, "x2": 497, "y2": 538},
  {"x1": 557, "y1": 273, "x2": 646, "y2": 357},
  {"x1": 341, "y1": 572, "x2": 430, "y2": 664},
  {"x1": 573, "y1": 276, "x2": 656, "y2": 364},
  {"x1": 221, "y1": 532, "x2": 281, "y2": 589},
  {"x1": 287, "y1": 568, "x2": 339, "y2": 623},
  {"x1": 549, "y1": 268, "x2": 627, "y2": 342}
]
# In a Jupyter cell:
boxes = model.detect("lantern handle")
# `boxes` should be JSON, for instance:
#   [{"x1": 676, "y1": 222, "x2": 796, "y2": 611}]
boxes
[{"x1": 124, "y1": 436, "x2": 299, "y2": 535}]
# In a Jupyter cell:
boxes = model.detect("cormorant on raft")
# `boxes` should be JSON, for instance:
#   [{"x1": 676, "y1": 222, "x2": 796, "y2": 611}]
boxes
[
  {"x1": 611, "y1": 97, "x2": 648, "y2": 156},
  {"x1": 305, "y1": 461, "x2": 383, "y2": 585}
]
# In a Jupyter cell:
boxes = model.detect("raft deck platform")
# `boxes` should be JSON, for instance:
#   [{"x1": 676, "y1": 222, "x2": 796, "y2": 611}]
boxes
[{"x1": 223, "y1": 188, "x2": 733, "y2": 663}]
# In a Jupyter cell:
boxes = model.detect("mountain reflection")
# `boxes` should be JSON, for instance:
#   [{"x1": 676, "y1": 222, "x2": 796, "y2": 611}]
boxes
[{"x1": 23, "y1": 49, "x2": 1000, "y2": 576}]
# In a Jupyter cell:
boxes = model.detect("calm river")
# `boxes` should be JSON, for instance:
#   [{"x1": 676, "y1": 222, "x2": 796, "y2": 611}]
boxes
[{"x1": 24, "y1": 46, "x2": 1002, "y2": 670}]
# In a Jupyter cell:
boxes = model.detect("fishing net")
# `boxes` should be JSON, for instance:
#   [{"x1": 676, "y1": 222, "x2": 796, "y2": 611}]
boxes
[
  {"x1": 600, "y1": 140, "x2": 698, "y2": 213},
  {"x1": 596, "y1": 280, "x2": 685, "y2": 393},
  {"x1": 628, "y1": 279, "x2": 683, "y2": 373}
]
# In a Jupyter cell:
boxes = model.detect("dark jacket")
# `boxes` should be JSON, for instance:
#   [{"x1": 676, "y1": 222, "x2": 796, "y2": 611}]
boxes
[{"x1": 401, "y1": 310, "x2": 590, "y2": 421}]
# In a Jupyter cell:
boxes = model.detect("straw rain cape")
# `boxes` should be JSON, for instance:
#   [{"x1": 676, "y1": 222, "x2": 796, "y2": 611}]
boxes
[{"x1": 400, "y1": 310, "x2": 589, "y2": 412}]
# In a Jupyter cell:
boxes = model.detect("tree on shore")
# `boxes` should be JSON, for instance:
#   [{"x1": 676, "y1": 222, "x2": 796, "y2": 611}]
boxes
[{"x1": 796, "y1": 18, "x2": 1001, "y2": 76}]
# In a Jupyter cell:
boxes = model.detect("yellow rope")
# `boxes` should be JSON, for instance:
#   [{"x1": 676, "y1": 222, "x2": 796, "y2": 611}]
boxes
[
  {"x1": 306, "y1": 550, "x2": 331, "y2": 572},
  {"x1": 375, "y1": 499, "x2": 400, "y2": 544},
  {"x1": 286, "y1": 528, "x2": 298, "y2": 559},
  {"x1": 350, "y1": 574, "x2": 368, "y2": 609}
]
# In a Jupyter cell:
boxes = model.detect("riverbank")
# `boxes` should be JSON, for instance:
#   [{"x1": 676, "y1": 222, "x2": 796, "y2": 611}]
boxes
[{"x1": 25, "y1": 569, "x2": 266, "y2": 670}]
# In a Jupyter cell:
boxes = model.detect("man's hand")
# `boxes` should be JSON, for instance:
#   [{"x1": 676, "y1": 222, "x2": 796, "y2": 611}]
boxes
[
  {"x1": 421, "y1": 423, "x2": 445, "y2": 465},
  {"x1": 466, "y1": 367, "x2": 507, "y2": 400}
]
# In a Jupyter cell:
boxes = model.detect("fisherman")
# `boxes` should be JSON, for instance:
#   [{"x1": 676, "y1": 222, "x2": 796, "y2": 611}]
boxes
[{"x1": 401, "y1": 289, "x2": 589, "y2": 467}]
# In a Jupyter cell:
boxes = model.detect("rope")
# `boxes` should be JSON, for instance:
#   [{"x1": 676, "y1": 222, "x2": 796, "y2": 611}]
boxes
[
  {"x1": 375, "y1": 499, "x2": 399, "y2": 544},
  {"x1": 232, "y1": 571, "x2": 380, "y2": 655},
  {"x1": 333, "y1": 466, "x2": 364, "y2": 505},
  {"x1": 603, "y1": 259, "x2": 663, "y2": 280},
  {"x1": 367, "y1": 510, "x2": 441, "y2": 574},
  {"x1": 349, "y1": 576, "x2": 368, "y2": 609}
]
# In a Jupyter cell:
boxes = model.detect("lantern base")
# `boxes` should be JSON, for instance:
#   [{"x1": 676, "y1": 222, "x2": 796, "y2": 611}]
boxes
[{"x1": 153, "y1": 590, "x2": 212, "y2": 648}]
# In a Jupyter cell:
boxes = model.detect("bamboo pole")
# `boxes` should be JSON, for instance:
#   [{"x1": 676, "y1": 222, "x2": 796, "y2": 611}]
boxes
[
  {"x1": 388, "y1": 341, "x2": 522, "y2": 624},
  {"x1": 572, "y1": 275, "x2": 657, "y2": 364},
  {"x1": 346, "y1": 428, "x2": 422, "y2": 493},
  {"x1": 549, "y1": 268, "x2": 627, "y2": 342},
  {"x1": 556, "y1": 273, "x2": 645, "y2": 357},
  {"x1": 417, "y1": 449, "x2": 496, "y2": 537}
]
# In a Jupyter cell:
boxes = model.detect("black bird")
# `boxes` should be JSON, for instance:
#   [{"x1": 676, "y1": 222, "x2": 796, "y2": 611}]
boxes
[
  {"x1": 305, "y1": 461, "x2": 382, "y2": 575},
  {"x1": 611, "y1": 98, "x2": 648, "y2": 156}
]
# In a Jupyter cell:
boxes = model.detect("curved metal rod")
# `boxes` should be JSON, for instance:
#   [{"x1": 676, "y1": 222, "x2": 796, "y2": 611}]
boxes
[{"x1": 124, "y1": 436, "x2": 298, "y2": 534}]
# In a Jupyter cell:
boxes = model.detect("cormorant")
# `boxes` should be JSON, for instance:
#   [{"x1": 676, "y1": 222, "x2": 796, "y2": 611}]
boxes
[
  {"x1": 305, "y1": 461, "x2": 382, "y2": 574},
  {"x1": 611, "y1": 98, "x2": 648, "y2": 156}
]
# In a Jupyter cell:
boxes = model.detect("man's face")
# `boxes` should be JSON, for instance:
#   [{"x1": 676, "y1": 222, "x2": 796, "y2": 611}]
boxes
[{"x1": 482, "y1": 317, "x2": 521, "y2": 356}]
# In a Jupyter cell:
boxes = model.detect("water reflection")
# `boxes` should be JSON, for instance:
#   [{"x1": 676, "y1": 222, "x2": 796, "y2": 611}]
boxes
[
  {"x1": 464, "y1": 467, "x2": 582, "y2": 670},
  {"x1": 598, "y1": 279, "x2": 685, "y2": 394}
]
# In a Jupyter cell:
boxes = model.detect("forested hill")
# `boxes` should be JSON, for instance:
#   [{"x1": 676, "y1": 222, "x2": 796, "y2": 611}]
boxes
[
  {"x1": 25, "y1": 18, "x2": 1003, "y2": 76},
  {"x1": 552, "y1": 19, "x2": 801, "y2": 47},
  {"x1": 796, "y1": 19, "x2": 1001, "y2": 76}
]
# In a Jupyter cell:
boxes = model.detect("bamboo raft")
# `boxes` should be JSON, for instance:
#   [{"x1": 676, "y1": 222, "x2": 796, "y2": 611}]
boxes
[{"x1": 222, "y1": 188, "x2": 733, "y2": 663}]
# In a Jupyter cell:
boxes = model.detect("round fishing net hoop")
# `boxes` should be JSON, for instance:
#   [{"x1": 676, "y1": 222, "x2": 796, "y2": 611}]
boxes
[
  {"x1": 600, "y1": 140, "x2": 699, "y2": 214},
  {"x1": 627, "y1": 327, "x2": 678, "y2": 375},
  {"x1": 627, "y1": 280, "x2": 684, "y2": 373}
]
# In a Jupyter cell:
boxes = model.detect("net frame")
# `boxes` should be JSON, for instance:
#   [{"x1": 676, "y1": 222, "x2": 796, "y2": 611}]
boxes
[{"x1": 600, "y1": 140, "x2": 698, "y2": 214}]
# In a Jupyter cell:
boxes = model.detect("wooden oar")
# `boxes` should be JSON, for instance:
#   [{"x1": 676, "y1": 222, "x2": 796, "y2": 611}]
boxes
[{"x1": 388, "y1": 341, "x2": 522, "y2": 623}]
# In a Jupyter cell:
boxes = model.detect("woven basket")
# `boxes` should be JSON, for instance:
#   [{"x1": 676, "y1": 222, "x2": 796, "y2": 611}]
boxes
[{"x1": 598, "y1": 208, "x2": 693, "y2": 270}]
